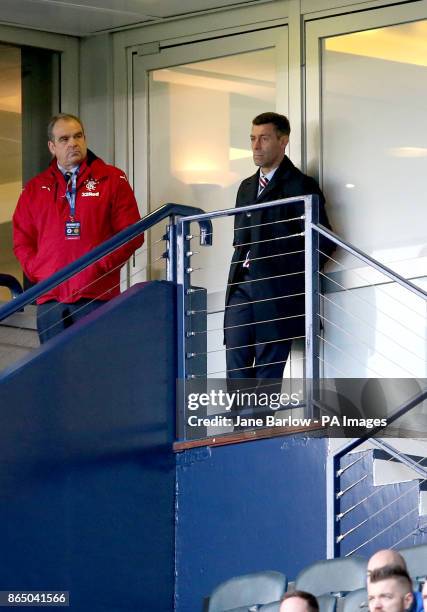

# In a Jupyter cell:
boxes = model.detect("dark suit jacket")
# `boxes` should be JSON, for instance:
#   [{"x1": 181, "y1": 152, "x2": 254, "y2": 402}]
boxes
[{"x1": 225, "y1": 155, "x2": 333, "y2": 343}]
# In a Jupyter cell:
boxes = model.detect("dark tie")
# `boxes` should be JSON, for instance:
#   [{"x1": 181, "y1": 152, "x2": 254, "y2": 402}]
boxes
[{"x1": 259, "y1": 174, "x2": 269, "y2": 193}]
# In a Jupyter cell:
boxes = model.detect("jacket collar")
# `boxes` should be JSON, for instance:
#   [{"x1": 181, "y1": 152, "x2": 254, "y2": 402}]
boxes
[
  {"x1": 47, "y1": 149, "x2": 107, "y2": 185},
  {"x1": 239, "y1": 155, "x2": 294, "y2": 204},
  {"x1": 256, "y1": 155, "x2": 294, "y2": 201}
]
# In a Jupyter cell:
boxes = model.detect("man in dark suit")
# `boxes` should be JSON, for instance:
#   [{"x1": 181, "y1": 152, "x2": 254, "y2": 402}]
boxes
[{"x1": 224, "y1": 112, "x2": 332, "y2": 379}]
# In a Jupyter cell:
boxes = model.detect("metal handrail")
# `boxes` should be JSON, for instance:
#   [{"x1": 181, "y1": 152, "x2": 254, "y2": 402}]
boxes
[
  {"x1": 370, "y1": 438, "x2": 427, "y2": 480},
  {"x1": 174, "y1": 195, "x2": 313, "y2": 387},
  {"x1": 313, "y1": 224, "x2": 427, "y2": 301},
  {"x1": 326, "y1": 386, "x2": 427, "y2": 558},
  {"x1": 173, "y1": 194, "x2": 310, "y2": 223},
  {"x1": 176, "y1": 197, "x2": 426, "y2": 302},
  {"x1": 323, "y1": 386, "x2": 427, "y2": 461},
  {"x1": 0, "y1": 203, "x2": 212, "y2": 324},
  {"x1": 0, "y1": 274, "x2": 23, "y2": 300}
]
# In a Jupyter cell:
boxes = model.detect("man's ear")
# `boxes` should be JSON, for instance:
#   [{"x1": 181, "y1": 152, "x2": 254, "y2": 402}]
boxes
[
  {"x1": 403, "y1": 591, "x2": 414, "y2": 610},
  {"x1": 48, "y1": 140, "x2": 55, "y2": 157},
  {"x1": 281, "y1": 134, "x2": 289, "y2": 151}
]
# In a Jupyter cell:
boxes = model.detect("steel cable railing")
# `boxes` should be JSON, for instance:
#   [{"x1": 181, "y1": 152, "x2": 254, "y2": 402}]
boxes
[
  {"x1": 179, "y1": 201, "x2": 427, "y2": 556},
  {"x1": 0, "y1": 239, "x2": 160, "y2": 354},
  {"x1": 3, "y1": 195, "x2": 425, "y2": 441},
  {"x1": 317, "y1": 335, "x2": 385, "y2": 378},
  {"x1": 0, "y1": 203, "x2": 213, "y2": 372},
  {"x1": 173, "y1": 195, "x2": 312, "y2": 438},
  {"x1": 174, "y1": 195, "x2": 426, "y2": 439},
  {"x1": 35, "y1": 246, "x2": 154, "y2": 341},
  {"x1": 319, "y1": 249, "x2": 426, "y2": 322},
  {"x1": 320, "y1": 293, "x2": 425, "y2": 363},
  {"x1": 327, "y1": 388, "x2": 427, "y2": 558},
  {"x1": 315, "y1": 224, "x2": 426, "y2": 558},
  {"x1": 313, "y1": 239, "x2": 426, "y2": 380},
  {"x1": 319, "y1": 257, "x2": 425, "y2": 341},
  {"x1": 318, "y1": 313, "x2": 418, "y2": 378}
]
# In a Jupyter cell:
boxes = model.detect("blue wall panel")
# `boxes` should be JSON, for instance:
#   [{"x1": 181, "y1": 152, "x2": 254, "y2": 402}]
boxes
[
  {"x1": 339, "y1": 450, "x2": 427, "y2": 556},
  {"x1": 0, "y1": 281, "x2": 176, "y2": 612},
  {"x1": 175, "y1": 435, "x2": 328, "y2": 611}
]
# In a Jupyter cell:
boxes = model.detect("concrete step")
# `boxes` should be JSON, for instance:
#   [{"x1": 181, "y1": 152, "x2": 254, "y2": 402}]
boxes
[
  {"x1": 330, "y1": 438, "x2": 427, "y2": 523},
  {"x1": 348, "y1": 438, "x2": 427, "y2": 458},
  {"x1": 330, "y1": 437, "x2": 427, "y2": 458},
  {"x1": 0, "y1": 304, "x2": 38, "y2": 371},
  {"x1": 0, "y1": 325, "x2": 39, "y2": 348},
  {"x1": 373, "y1": 456, "x2": 427, "y2": 486},
  {"x1": 0, "y1": 303, "x2": 37, "y2": 330}
]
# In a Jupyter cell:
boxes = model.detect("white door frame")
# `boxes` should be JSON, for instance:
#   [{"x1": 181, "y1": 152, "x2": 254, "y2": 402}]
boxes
[
  {"x1": 304, "y1": 0, "x2": 427, "y2": 181},
  {"x1": 127, "y1": 26, "x2": 289, "y2": 219}
]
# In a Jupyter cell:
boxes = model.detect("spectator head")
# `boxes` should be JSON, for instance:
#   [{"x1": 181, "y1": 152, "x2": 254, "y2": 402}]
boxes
[
  {"x1": 250, "y1": 112, "x2": 290, "y2": 173},
  {"x1": 367, "y1": 550, "x2": 407, "y2": 580},
  {"x1": 279, "y1": 591, "x2": 319, "y2": 612},
  {"x1": 47, "y1": 113, "x2": 87, "y2": 171},
  {"x1": 367, "y1": 565, "x2": 413, "y2": 612}
]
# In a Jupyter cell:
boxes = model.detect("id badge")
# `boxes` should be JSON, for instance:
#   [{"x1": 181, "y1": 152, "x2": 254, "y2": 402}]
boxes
[{"x1": 65, "y1": 220, "x2": 81, "y2": 239}]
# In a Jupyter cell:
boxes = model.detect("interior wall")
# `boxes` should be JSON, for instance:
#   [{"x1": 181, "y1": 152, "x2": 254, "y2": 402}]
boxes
[
  {"x1": 75, "y1": 0, "x2": 425, "y2": 184},
  {"x1": 175, "y1": 436, "x2": 328, "y2": 611},
  {"x1": 79, "y1": 34, "x2": 114, "y2": 163}
]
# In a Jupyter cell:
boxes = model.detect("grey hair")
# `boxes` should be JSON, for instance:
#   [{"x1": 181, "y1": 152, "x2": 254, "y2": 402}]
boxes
[{"x1": 47, "y1": 113, "x2": 85, "y2": 142}]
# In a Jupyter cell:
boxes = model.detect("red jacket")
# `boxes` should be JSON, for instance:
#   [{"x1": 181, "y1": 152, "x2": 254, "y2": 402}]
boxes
[{"x1": 13, "y1": 151, "x2": 143, "y2": 304}]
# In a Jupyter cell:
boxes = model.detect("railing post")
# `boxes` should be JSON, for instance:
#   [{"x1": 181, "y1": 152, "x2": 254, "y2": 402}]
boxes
[
  {"x1": 304, "y1": 194, "x2": 320, "y2": 416},
  {"x1": 165, "y1": 215, "x2": 178, "y2": 283},
  {"x1": 176, "y1": 219, "x2": 188, "y2": 440},
  {"x1": 326, "y1": 453, "x2": 340, "y2": 558}
]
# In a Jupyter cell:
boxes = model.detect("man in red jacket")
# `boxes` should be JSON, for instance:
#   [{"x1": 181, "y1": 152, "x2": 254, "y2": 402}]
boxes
[{"x1": 13, "y1": 113, "x2": 142, "y2": 343}]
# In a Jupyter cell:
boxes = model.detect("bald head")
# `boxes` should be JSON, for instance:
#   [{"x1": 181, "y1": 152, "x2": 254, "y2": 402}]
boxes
[
  {"x1": 367, "y1": 550, "x2": 407, "y2": 577},
  {"x1": 279, "y1": 591, "x2": 319, "y2": 612}
]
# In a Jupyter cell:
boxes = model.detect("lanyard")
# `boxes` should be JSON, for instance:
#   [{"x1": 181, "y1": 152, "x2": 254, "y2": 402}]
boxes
[{"x1": 64, "y1": 170, "x2": 78, "y2": 220}]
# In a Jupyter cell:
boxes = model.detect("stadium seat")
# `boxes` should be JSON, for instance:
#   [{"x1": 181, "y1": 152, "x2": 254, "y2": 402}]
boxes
[
  {"x1": 208, "y1": 571, "x2": 287, "y2": 611},
  {"x1": 317, "y1": 594, "x2": 337, "y2": 612},
  {"x1": 342, "y1": 588, "x2": 368, "y2": 612},
  {"x1": 399, "y1": 544, "x2": 427, "y2": 581},
  {"x1": 295, "y1": 556, "x2": 367, "y2": 596}
]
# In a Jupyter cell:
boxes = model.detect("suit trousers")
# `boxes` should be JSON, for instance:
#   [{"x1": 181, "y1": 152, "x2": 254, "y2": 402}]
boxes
[
  {"x1": 37, "y1": 299, "x2": 105, "y2": 344},
  {"x1": 224, "y1": 270, "x2": 291, "y2": 379}
]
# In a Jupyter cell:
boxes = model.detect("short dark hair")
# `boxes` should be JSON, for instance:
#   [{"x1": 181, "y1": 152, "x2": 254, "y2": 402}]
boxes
[
  {"x1": 281, "y1": 590, "x2": 319, "y2": 612},
  {"x1": 369, "y1": 565, "x2": 412, "y2": 591},
  {"x1": 252, "y1": 112, "x2": 290, "y2": 136},
  {"x1": 48, "y1": 113, "x2": 85, "y2": 142}
]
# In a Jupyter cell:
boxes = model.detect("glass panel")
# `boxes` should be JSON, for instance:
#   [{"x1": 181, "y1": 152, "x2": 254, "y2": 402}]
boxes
[
  {"x1": 321, "y1": 22, "x2": 427, "y2": 378},
  {"x1": 322, "y1": 21, "x2": 427, "y2": 275},
  {"x1": 0, "y1": 45, "x2": 21, "y2": 301},
  {"x1": 0, "y1": 44, "x2": 59, "y2": 300},
  {"x1": 148, "y1": 48, "x2": 278, "y2": 284},
  {"x1": 148, "y1": 47, "x2": 287, "y2": 383}
]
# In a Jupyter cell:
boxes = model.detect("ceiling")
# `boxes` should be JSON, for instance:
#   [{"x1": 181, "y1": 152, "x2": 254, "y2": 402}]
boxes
[{"x1": 0, "y1": 0, "x2": 272, "y2": 37}]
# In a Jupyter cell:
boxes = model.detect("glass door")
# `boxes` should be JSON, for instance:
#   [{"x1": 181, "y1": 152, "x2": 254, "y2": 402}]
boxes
[
  {"x1": 131, "y1": 27, "x2": 288, "y2": 273},
  {"x1": 305, "y1": 4, "x2": 427, "y2": 377},
  {"x1": 130, "y1": 27, "x2": 289, "y2": 377}
]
